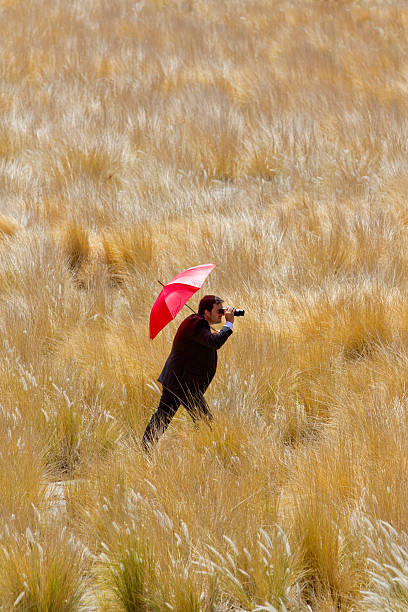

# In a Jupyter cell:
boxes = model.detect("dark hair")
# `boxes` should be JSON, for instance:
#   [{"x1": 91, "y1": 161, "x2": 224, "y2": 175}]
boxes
[{"x1": 198, "y1": 295, "x2": 223, "y2": 316}]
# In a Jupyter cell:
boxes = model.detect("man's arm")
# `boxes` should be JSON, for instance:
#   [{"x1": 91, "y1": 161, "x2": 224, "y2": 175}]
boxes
[{"x1": 193, "y1": 319, "x2": 233, "y2": 349}]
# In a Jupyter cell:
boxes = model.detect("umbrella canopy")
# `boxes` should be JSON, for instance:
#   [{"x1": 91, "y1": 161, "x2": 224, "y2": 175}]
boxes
[{"x1": 149, "y1": 263, "x2": 216, "y2": 339}]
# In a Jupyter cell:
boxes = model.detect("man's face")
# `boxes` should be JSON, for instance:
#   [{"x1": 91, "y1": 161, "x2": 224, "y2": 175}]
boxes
[{"x1": 205, "y1": 301, "x2": 224, "y2": 325}]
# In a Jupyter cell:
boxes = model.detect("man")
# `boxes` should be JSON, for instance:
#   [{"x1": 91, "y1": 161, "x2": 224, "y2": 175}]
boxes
[{"x1": 142, "y1": 295, "x2": 235, "y2": 451}]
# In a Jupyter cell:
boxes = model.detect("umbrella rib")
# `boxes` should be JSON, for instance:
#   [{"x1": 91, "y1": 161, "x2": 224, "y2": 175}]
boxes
[
  {"x1": 157, "y1": 280, "x2": 217, "y2": 331},
  {"x1": 152, "y1": 265, "x2": 217, "y2": 337},
  {"x1": 157, "y1": 280, "x2": 197, "y2": 314}
]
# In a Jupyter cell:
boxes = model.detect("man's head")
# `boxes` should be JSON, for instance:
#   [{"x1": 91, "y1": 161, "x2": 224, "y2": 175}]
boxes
[{"x1": 198, "y1": 294, "x2": 224, "y2": 325}]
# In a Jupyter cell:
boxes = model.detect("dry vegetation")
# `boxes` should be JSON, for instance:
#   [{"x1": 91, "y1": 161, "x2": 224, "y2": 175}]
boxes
[{"x1": 1, "y1": 0, "x2": 408, "y2": 609}]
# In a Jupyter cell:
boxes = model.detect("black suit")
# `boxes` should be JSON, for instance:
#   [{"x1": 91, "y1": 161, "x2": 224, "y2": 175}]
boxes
[{"x1": 142, "y1": 314, "x2": 233, "y2": 449}]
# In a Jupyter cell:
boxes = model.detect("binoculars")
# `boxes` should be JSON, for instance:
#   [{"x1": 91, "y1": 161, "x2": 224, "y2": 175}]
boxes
[{"x1": 219, "y1": 308, "x2": 245, "y2": 316}]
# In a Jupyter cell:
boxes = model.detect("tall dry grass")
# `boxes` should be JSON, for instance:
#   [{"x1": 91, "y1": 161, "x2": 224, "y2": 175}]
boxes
[{"x1": 1, "y1": 0, "x2": 408, "y2": 609}]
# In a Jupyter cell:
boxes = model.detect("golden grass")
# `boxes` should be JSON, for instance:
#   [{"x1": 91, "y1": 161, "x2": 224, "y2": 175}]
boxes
[
  {"x1": 58, "y1": 222, "x2": 91, "y2": 273},
  {"x1": 0, "y1": 519, "x2": 90, "y2": 611},
  {"x1": 1, "y1": 0, "x2": 408, "y2": 608}
]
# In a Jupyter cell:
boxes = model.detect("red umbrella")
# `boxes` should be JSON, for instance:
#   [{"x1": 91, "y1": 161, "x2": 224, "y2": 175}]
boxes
[{"x1": 149, "y1": 263, "x2": 216, "y2": 339}]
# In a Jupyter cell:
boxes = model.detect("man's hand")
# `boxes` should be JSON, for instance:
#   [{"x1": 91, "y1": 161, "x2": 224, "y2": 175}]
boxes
[{"x1": 224, "y1": 306, "x2": 235, "y2": 323}]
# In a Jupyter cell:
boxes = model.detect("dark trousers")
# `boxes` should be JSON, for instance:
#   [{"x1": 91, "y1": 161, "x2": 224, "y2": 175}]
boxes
[{"x1": 142, "y1": 385, "x2": 212, "y2": 451}]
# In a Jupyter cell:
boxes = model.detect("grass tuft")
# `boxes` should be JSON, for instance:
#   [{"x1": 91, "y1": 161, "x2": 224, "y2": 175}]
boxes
[
  {"x1": 59, "y1": 223, "x2": 90, "y2": 274},
  {"x1": 0, "y1": 521, "x2": 90, "y2": 611}
]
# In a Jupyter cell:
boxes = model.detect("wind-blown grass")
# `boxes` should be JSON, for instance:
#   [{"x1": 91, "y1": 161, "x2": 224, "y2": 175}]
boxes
[{"x1": 0, "y1": 0, "x2": 408, "y2": 608}]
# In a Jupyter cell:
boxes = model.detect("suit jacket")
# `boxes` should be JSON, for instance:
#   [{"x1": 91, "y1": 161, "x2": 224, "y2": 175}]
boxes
[{"x1": 158, "y1": 314, "x2": 233, "y2": 395}]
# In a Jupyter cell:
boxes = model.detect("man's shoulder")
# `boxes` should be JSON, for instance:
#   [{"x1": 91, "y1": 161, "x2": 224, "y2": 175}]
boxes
[
  {"x1": 176, "y1": 314, "x2": 208, "y2": 337},
  {"x1": 181, "y1": 314, "x2": 207, "y2": 328}
]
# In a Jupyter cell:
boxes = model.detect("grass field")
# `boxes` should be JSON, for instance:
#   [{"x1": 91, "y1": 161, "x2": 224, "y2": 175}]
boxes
[{"x1": 1, "y1": 0, "x2": 408, "y2": 609}]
